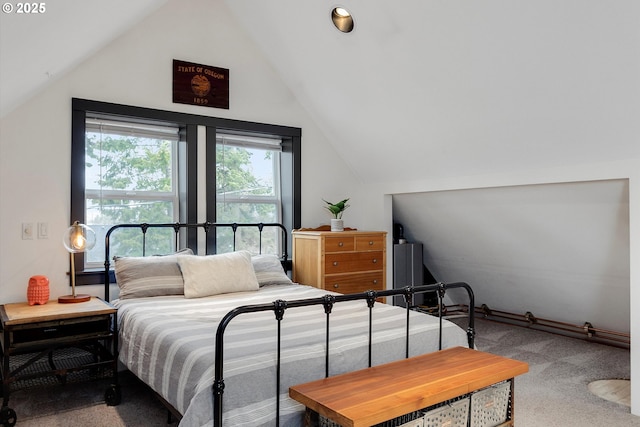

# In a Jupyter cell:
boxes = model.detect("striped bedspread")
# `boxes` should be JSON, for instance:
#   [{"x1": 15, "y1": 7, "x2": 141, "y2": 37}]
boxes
[{"x1": 114, "y1": 283, "x2": 470, "y2": 427}]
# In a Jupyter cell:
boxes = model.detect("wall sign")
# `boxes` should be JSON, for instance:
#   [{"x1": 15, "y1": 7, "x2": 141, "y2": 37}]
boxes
[{"x1": 173, "y1": 59, "x2": 229, "y2": 109}]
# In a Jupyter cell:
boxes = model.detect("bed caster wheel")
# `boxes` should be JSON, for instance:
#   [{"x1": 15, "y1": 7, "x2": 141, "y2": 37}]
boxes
[
  {"x1": 0, "y1": 406, "x2": 17, "y2": 427},
  {"x1": 105, "y1": 384, "x2": 121, "y2": 406}
]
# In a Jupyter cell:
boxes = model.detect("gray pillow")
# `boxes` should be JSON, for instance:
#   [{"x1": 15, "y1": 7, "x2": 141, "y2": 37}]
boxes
[
  {"x1": 114, "y1": 248, "x2": 193, "y2": 299},
  {"x1": 251, "y1": 254, "x2": 293, "y2": 286}
]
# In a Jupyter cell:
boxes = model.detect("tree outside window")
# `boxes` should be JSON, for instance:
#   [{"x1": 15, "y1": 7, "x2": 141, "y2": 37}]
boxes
[
  {"x1": 84, "y1": 121, "x2": 285, "y2": 264},
  {"x1": 84, "y1": 120, "x2": 180, "y2": 264},
  {"x1": 215, "y1": 135, "x2": 282, "y2": 255}
]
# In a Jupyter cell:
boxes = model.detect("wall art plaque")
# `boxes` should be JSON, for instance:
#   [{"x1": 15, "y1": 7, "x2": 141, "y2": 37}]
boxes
[{"x1": 173, "y1": 59, "x2": 229, "y2": 109}]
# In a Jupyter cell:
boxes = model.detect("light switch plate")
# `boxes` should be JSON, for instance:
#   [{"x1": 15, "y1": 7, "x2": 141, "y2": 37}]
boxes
[
  {"x1": 22, "y1": 222, "x2": 34, "y2": 240},
  {"x1": 38, "y1": 222, "x2": 48, "y2": 239}
]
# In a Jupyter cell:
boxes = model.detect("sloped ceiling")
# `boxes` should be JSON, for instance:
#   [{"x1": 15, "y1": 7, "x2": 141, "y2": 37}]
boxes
[
  {"x1": 0, "y1": 0, "x2": 168, "y2": 117},
  {"x1": 2, "y1": 1, "x2": 638, "y2": 184},
  {"x1": 224, "y1": 1, "x2": 639, "y2": 184}
]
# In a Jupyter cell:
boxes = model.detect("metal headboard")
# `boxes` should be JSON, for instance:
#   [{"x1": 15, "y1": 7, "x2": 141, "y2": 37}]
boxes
[{"x1": 103, "y1": 222, "x2": 288, "y2": 301}]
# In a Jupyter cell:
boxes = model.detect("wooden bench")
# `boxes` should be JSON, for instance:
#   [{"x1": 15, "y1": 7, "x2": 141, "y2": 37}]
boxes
[{"x1": 289, "y1": 346, "x2": 529, "y2": 427}]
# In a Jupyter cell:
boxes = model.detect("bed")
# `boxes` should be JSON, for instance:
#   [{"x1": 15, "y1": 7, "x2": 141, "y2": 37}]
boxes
[{"x1": 103, "y1": 222, "x2": 475, "y2": 427}]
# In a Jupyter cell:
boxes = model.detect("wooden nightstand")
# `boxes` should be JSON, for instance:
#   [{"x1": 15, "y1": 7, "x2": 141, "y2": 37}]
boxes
[
  {"x1": 292, "y1": 230, "x2": 387, "y2": 295},
  {"x1": 0, "y1": 297, "x2": 120, "y2": 427}
]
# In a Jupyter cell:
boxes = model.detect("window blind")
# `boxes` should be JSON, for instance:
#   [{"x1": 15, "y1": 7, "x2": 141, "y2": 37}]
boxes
[
  {"x1": 217, "y1": 132, "x2": 282, "y2": 150},
  {"x1": 86, "y1": 117, "x2": 180, "y2": 141}
]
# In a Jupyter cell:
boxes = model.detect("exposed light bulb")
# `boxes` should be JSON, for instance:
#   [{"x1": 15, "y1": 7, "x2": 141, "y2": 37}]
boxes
[
  {"x1": 72, "y1": 232, "x2": 86, "y2": 250},
  {"x1": 63, "y1": 221, "x2": 95, "y2": 253}
]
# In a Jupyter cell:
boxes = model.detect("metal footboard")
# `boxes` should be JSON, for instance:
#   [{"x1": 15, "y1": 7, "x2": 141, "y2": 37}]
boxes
[{"x1": 212, "y1": 282, "x2": 475, "y2": 427}]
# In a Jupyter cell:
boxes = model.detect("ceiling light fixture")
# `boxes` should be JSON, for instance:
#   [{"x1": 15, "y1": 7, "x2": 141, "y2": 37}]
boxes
[{"x1": 331, "y1": 7, "x2": 354, "y2": 33}]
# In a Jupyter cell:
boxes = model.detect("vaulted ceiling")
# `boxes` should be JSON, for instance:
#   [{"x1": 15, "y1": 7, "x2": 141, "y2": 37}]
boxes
[
  {"x1": 0, "y1": 0, "x2": 169, "y2": 117},
  {"x1": 1, "y1": 1, "x2": 638, "y2": 185},
  {"x1": 225, "y1": 1, "x2": 638, "y2": 184}
]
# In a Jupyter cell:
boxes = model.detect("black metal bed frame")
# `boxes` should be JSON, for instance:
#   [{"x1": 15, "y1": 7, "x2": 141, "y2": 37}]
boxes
[{"x1": 102, "y1": 222, "x2": 476, "y2": 427}]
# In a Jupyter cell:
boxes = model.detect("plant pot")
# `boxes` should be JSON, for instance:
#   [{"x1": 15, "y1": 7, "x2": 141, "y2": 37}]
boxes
[{"x1": 331, "y1": 219, "x2": 344, "y2": 232}]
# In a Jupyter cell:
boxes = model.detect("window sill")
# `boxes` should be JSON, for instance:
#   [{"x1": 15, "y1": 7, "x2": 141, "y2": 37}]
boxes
[{"x1": 75, "y1": 269, "x2": 114, "y2": 286}]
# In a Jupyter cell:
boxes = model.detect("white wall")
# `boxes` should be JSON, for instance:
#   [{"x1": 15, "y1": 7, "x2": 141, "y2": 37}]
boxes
[
  {"x1": 376, "y1": 161, "x2": 640, "y2": 415},
  {"x1": 393, "y1": 180, "x2": 629, "y2": 332},
  {"x1": 0, "y1": 0, "x2": 362, "y2": 303}
]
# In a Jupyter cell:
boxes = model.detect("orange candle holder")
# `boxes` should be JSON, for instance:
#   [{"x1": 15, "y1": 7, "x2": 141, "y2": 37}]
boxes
[{"x1": 27, "y1": 275, "x2": 50, "y2": 305}]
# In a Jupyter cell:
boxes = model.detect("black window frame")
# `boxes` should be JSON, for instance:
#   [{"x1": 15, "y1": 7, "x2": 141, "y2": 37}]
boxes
[{"x1": 71, "y1": 98, "x2": 301, "y2": 285}]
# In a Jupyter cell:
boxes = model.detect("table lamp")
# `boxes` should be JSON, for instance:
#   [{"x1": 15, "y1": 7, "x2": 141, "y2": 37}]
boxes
[{"x1": 59, "y1": 221, "x2": 96, "y2": 303}]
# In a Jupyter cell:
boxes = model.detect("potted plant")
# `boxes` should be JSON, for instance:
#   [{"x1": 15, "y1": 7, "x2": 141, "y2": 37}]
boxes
[{"x1": 323, "y1": 198, "x2": 350, "y2": 231}]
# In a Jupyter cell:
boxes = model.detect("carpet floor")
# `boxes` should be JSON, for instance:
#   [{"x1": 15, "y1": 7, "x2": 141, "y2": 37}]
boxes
[
  {"x1": 5, "y1": 370, "x2": 177, "y2": 427},
  {"x1": 458, "y1": 317, "x2": 639, "y2": 427},
  {"x1": 4, "y1": 318, "x2": 639, "y2": 426}
]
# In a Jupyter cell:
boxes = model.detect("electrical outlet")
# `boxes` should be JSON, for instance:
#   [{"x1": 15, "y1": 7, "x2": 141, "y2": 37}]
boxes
[
  {"x1": 22, "y1": 222, "x2": 34, "y2": 240},
  {"x1": 38, "y1": 222, "x2": 49, "y2": 239}
]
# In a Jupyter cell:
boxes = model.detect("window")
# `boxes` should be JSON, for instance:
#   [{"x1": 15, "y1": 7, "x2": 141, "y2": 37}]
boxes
[
  {"x1": 71, "y1": 98, "x2": 301, "y2": 286},
  {"x1": 84, "y1": 117, "x2": 181, "y2": 266},
  {"x1": 215, "y1": 133, "x2": 283, "y2": 254}
]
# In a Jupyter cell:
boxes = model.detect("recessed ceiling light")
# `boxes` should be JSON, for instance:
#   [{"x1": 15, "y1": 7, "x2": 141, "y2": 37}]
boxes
[{"x1": 331, "y1": 7, "x2": 354, "y2": 33}]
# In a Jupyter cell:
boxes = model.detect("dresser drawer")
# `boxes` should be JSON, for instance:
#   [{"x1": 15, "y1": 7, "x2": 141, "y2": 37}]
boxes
[
  {"x1": 324, "y1": 236, "x2": 355, "y2": 252},
  {"x1": 325, "y1": 251, "x2": 383, "y2": 274},
  {"x1": 325, "y1": 272, "x2": 384, "y2": 294},
  {"x1": 355, "y1": 235, "x2": 385, "y2": 251}
]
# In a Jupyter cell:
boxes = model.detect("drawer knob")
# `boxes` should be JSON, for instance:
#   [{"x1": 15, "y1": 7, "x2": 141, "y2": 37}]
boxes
[
  {"x1": 333, "y1": 284, "x2": 340, "y2": 289},
  {"x1": 369, "y1": 241, "x2": 374, "y2": 245},
  {"x1": 372, "y1": 280, "x2": 378, "y2": 285},
  {"x1": 338, "y1": 242, "x2": 344, "y2": 247},
  {"x1": 333, "y1": 261, "x2": 338, "y2": 266},
  {"x1": 372, "y1": 259, "x2": 377, "y2": 263}
]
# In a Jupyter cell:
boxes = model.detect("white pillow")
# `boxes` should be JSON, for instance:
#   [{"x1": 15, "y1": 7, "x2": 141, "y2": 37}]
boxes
[{"x1": 179, "y1": 251, "x2": 259, "y2": 298}]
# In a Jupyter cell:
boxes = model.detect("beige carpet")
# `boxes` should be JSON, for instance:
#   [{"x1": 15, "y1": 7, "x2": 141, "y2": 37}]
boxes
[
  {"x1": 6, "y1": 371, "x2": 177, "y2": 427},
  {"x1": 458, "y1": 318, "x2": 640, "y2": 427},
  {"x1": 5, "y1": 318, "x2": 640, "y2": 426}
]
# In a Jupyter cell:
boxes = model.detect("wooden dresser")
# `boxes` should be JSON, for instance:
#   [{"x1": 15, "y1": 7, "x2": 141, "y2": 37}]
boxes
[{"x1": 292, "y1": 230, "x2": 386, "y2": 295}]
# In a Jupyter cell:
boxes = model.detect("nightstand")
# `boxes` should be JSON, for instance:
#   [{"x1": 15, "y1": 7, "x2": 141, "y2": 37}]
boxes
[{"x1": 0, "y1": 297, "x2": 120, "y2": 427}]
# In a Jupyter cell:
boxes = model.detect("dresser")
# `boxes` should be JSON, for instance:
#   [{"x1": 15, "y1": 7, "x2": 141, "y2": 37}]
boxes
[{"x1": 292, "y1": 230, "x2": 386, "y2": 295}]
